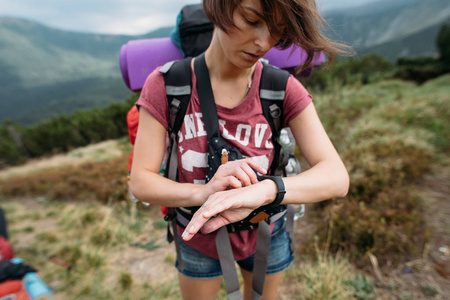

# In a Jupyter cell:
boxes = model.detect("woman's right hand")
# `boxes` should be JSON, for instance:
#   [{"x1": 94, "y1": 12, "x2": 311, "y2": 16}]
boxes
[{"x1": 201, "y1": 158, "x2": 267, "y2": 200}]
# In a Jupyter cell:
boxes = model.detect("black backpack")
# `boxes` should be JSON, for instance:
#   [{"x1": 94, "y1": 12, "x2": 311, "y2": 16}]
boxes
[{"x1": 170, "y1": 4, "x2": 214, "y2": 57}]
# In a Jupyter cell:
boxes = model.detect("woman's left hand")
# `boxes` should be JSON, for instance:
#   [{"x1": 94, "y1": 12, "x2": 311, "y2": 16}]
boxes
[{"x1": 181, "y1": 180, "x2": 275, "y2": 241}]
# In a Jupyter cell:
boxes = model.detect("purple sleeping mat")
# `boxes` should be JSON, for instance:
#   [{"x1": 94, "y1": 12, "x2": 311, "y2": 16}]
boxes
[{"x1": 119, "y1": 37, "x2": 324, "y2": 91}]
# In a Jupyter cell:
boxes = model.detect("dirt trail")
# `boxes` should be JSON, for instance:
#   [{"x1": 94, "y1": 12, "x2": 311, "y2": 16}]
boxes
[{"x1": 375, "y1": 164, "x2": 450, "y2": 299}]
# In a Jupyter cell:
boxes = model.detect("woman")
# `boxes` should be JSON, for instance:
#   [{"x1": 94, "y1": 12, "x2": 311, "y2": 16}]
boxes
[{"x1": 131, "y1": 0, "x2": 350, "y2": 299}]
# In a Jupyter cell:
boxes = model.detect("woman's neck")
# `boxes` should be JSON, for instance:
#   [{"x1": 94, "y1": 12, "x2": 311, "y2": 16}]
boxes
[
  {"x1": 200, "y1": 31, "x2": 257, "y2": 108},
  {"x1": 204, "y1": 34, "x2": 255, "y2": 83}
]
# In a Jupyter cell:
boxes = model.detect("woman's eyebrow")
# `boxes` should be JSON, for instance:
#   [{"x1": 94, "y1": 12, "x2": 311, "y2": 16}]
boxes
[
  {"x1": 242, "y1": 5, "x2": 285, "y2": 27},
  {"x1": 241, "y1": 5, "x2": 264, "y2": 19}
]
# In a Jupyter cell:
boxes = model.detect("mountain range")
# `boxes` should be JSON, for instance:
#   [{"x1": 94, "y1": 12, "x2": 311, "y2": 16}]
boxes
[
  {"x1": 0, "y1": 18, "x2": 172, "y2": 125},
  {"x1": 325, "y1": 0, "x2": 450, "y2": 59},
  {"x1": 0, "y1": 0, "x2": 449, "y2": 125}
]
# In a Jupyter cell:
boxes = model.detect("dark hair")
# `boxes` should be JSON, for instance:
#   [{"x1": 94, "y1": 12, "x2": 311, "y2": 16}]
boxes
[{"x1": 202, "y1": 0, "x2": 353, "y2": 72}]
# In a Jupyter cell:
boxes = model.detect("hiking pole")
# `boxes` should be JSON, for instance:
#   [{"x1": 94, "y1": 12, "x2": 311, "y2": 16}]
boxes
[{"x1": 25, "y1": 248, "x2": 73, "y2": 271}]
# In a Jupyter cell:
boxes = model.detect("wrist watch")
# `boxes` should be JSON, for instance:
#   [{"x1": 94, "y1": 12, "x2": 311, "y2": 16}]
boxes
[{"x1": 260, "y1": 175, "x2": 286, "y2": 206}]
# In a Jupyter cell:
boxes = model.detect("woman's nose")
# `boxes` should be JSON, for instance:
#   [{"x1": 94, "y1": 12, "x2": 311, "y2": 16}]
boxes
[{"x1": 254, "y1": 25, "x2": 276, "y2": 52}]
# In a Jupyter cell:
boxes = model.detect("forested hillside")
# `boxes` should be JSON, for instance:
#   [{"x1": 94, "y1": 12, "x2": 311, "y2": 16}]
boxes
[
  {"x1": 1, "y1": 0, "x2": 449, "y2": 125},
  {"x1": 0, "y1": 17, "x2": 171, "y2": 125}
]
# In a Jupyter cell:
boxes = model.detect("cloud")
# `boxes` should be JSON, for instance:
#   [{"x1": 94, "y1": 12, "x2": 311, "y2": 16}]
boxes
[
  {"x1": 93, "y1": 13, "x2": 176, "y2": 35},
  {"x1": 0, "y1": 0, "x2": 201, "y2": 34},
  {"x1": 0, "y1": 0, "x2": 378, "y2": 35}
]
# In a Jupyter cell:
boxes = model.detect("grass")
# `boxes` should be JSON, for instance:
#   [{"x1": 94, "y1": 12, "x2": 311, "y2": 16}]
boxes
[
  {"x1": 308, "y1": 74, "x2": 449, "y2": 266},
  {"x1": 0, "y1": 152, "x2": 130, "y2": 203},
  {"x1": 285, "y1": 245, "x2": 376, "y2": 300},
  {"x1": 0, "y1": 74, "x2": 449, "y2": 298},
  {"x1": 2, "y1": 198, "x2": 181, "y2": 299}
]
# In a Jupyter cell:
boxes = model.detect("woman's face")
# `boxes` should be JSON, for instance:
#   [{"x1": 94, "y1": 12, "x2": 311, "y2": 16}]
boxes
[{"x1": 216, "y1": 0, "x2": 283, "y2": 69}]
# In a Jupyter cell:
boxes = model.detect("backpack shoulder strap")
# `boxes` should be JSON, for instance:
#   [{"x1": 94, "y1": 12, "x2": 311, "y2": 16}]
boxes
[
  {"x1": 159, "y1": 57, "x2": 193, "y2": 136},
  {"x1": 259, "y1": 62, "x2": 290, "y2": 175},
  {"x1": 159, "y1": 57, "x2": 192, "y2": 183},
  {"x1": 159, "y1": 58, "x2": 192, "y2": 270}
]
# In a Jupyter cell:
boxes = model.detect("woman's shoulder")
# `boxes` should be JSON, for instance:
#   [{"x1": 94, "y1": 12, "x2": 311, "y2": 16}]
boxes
[
  {"x1": 136, "y1": 67, "x2": 171, "y2": 129},
  {"x1": 286, "y1": 74, "x2": 309, "y2": 94},
  {"x1": 142, "y1": 66, "x2": 166, "y2": 89},
  {"x1": 283, "y1": 75, "x2": 313, "y2": 126}
]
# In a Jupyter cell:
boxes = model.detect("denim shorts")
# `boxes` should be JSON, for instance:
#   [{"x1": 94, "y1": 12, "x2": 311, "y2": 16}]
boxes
[{"x1": 175, "y1": 217, "x2": 294, "y2": 279}]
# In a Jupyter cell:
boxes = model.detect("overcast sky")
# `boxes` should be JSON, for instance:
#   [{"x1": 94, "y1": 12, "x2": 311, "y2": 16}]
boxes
[{"x1": 0, "y1": 0, "x2": 379, "y2": 35}]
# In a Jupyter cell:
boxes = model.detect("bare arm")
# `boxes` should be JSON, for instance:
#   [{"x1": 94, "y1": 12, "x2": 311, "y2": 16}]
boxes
[
  {"x1": 130, "y1": 108, "x2": 267, "y2": 207},
  {"x1": 282, "y1": 102, "x2": 350, "y2": 203},
  {"x1": 182, "y1": 102, "x2": 349, "y2": 240}
]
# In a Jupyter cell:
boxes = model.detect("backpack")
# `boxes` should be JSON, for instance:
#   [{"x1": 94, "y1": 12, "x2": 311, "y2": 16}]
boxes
[
  {"x1": 122, "y1": 4, "x2": 313, "y2": 299},
  {"x1": 170, "y1": 4, "x2": 214, "y2": 58},
  {"x1": 159, "y1": 53, "x2": 297, "y2": 300},
  {"x1": 119, "y1": 4, "x2": 324, "y2": 92},
  {"x1": 126, "y1": 53, "x2": 300, "y2": 300},
  {"x1": 0, "y1": 280, "x2": 31, "y2": 300}
]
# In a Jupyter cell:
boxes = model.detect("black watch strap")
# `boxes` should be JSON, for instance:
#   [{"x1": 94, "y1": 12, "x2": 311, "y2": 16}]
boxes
[{"x1": 261, "y1": 175, "x2": 286, "y2": 206}]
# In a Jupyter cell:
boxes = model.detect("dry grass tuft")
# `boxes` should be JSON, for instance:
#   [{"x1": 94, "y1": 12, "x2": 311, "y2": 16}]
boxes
[
  {"x1": 2, "y1": 199, "x2": 180, "y2": 299},
  {"x1": 0, "y1": 154, "x2": 129, "y2": 203}
]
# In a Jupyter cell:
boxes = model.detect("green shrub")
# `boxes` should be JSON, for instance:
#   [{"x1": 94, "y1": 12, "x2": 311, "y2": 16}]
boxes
[
  {"x1": 118, "y1": 272, "x2": 133, "y2": 290},
  {"x1": 344, "y1": 274, "x2": 376, "y2": 300},
  {"x1": 307, "y1": 75, "x2": 449, "y2": 266},
  {"x1": 421, "y1": 285, "x2": 439, "y2": 297},
  {"x1": 322, "y1": 188, "x2": 426, "y2": 263},
  {"x1": 395, "y1": 59, "x2": 444, "y2": 84},
  {"x1": 0, "y1": 122, "x2": 27, "y2": 168},
  {"x1": 436, "y1": 23, "x2": 450, "y2": 65},
  {"x1": 302, "y1": 54, "x2": 394, "y2": 92},
  {"x1": 0, "y1": 93, "x2": 138, "y2": 169}
]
